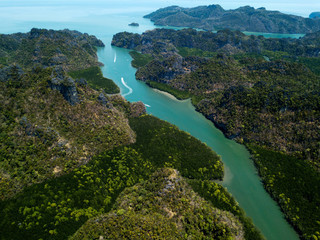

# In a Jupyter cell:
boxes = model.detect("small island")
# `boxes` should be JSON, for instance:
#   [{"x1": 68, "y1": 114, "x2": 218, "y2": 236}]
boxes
[{"x1": 128, "y1": 22, "x2": 139, "y2": 27}]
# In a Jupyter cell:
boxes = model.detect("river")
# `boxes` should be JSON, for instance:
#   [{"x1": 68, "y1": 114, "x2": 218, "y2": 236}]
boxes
[
  {"x1": 97, "y1": 35, "x2": 299, "y2": 240},
  {"x1": 0, "y1": 0, "x2": 307, "y2": 239}
]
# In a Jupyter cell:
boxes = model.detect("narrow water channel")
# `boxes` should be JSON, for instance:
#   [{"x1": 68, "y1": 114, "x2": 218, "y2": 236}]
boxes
[
  {"x1": 97, "y1": 41, "x2": 299, "y2": 240},
  {"x1": 0, "y1": 0, "x2": 306, "y2": 239}
]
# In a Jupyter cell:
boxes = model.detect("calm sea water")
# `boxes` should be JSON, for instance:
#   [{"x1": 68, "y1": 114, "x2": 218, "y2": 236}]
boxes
[
  {"x1": 1, "y1": 0, "x2": 319, "y2": 34},
  {"x1": 1, "y1": 0, "x2": 313, "y2": 239}
]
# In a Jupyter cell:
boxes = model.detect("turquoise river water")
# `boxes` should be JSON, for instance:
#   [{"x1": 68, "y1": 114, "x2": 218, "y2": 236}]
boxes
[
  {"x1": 98, "y1": 35, "x2": 299, "y2": 240},
  {"x1": 0, "y1": 0, "x2": 312, "y2": 239}
]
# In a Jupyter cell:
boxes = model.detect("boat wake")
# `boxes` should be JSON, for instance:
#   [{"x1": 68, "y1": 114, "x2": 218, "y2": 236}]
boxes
[
  {"x1": 114, "y1": 53, "x2": 117, "y2": 63},
  {"x1": 144, "y1": 103, "x2": 151, "y2": 107},
  {"x1": 121, "y1": 77, "x2": 133, "y2": 97}
]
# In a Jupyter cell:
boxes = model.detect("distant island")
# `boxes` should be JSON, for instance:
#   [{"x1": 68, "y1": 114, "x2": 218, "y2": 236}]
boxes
[
  {"x1": 128, "y1": 22, "x2": 139, "y2": 27},
  {"x1": 144, "y1": 5, "x2": 320, "y2": 34},
  {"x1": 310, "y1": 12, "x2": 320, "y2": 19}
]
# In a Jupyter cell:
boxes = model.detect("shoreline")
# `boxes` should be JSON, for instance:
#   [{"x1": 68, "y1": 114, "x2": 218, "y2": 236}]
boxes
[
  {"x1": 141, "y1": 79, "x2": 303, "y2": 239},
  {"x1": 151, "y1": 88, "x2": 188, "y2": 101}
]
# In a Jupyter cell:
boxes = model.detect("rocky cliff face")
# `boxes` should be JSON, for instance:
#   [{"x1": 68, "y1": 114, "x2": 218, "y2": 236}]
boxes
[
  {"x1": 145, "y1": 5, "x2": 320, "y2": 34},
  {"x1": 48, "y1": 67, "x2": 79, "y2": 105}
]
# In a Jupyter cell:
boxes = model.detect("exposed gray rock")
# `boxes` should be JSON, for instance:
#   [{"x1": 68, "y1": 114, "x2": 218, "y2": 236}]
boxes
[
  {"x1": 130, "y1": 101, "x2": 146, "y2": 117},
  {"x1": 97, "y1": 91, "x2": 113, "y2": 109},
  {"x1": 49, "y1": 55, "x2": 68, "y2": 66},
  {"x1": 75, "y1": 77, "x2": 87, "y2": 86},
  {"x1": 20, "y1": 116, "x2": 58, "y2": 142},
  {"x1": 0, "y1": 65, "x2": 24, "y2": 82},
  {"x1": 49, "y1": 67, "x2": 79, "y2": 105},
  {"x1": 98, "y1": 92, "x2": 107, "y2": 106}
]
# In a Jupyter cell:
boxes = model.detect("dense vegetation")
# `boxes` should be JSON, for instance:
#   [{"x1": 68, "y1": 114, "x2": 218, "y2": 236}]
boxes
[
  {"x1": 0, "y1": 66, "x2": 135, "y2": 199},
  {"x1": 112, "y1": 28, "x2": 320, "y2": 239},
  {"x1": 129, "y1": 51, "x2": 153, "y2": 68},
  {"x1": 178, "y1": 47, "x2": 217, "y2": 58},
  {"x1": 248, "y1": 145, "x2": 320, "y2": 240},
  {"x1": 194, "y1": 58, "x2": 320, "y2": 163},
  {"x1": 0, "y1": 29, "x2": 136, "y2": 199},
  {"x1": 113, "y1": 28, "x2": 320, "y2": 168},
  {"x1": 72, "y1": 168, "x2": 244, "y2": 240},
  {"x1": 144, "y1": 5, "x2": 320, "y2": 34},
  {"x1": 0, "y1": 28, "x2": 104, "y2": 71},
  {"x1": 146, "y1": 80, "x2": 192, "y2": 100},
  {"x1": 0, "y1": 147, "x2": 150, "y2": 239},
  {"x1": 0, "y1": 28, "x2": 261, "y2": 240},
  {"x1": 129, "y1": 115, "x2": 223, "y2": 181},
  {"x1": 189, "y1": 180, "x2": 263, "y2": 240},
  {"x1": 113, "y1": 28, "x2": 320, "y2": 58},
  {"x1": 0, "y1": 115, "x2": 262, "y2": 239},
  {"x1": 69, "y1": 66, "x2": 119, "y2": 94}
]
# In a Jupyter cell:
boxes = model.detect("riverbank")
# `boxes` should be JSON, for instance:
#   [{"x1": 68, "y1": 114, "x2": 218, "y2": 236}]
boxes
[
  {"x1": 128, "y1": 51, "x2": 319, "y2": 240},
  {"x1": 99, "y1": 37, "x2": 300, "y2": 240},
  {"x1": 0, "y1": 1, "x2": 314, "y2": 239}
]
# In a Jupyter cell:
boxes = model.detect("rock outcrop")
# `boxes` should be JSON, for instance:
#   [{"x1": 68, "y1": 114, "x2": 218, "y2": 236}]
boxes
[
  {"x1": 129, "y1": 101, "x2": 146, "y2": 117},
  {"x1": 0, "y1": 65, "x2": 24, "y2": 82},
  {"x1": 49, "y1": 67, "x2": 79, "y2": 105}
]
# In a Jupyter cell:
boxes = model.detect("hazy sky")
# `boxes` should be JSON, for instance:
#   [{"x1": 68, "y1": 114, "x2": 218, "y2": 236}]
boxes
[
  {"x1": 0, "y1": 0, "x2": 319, "y2": 17},
  {"x1": 0, "y1": 0, "x2": 319, "y2": 34}
]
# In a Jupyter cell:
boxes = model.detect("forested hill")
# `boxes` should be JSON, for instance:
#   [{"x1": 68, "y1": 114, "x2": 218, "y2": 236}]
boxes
[
  {"x1": 0, "y1": 28, "x2": 104, "y2": 71},
  {"x1": 71, "y1": 168, "x2": 244, "y2": 240},
  {"x1": 112, "y1": 28, "x2": 320, "y2": 167},
  {"x1": 0, "y1": 29, "x2": 137, "y2": 199},
  {"x1": 112, "y1": 28, "x2": 320, "y2": 58},
  {"x1": 144, "y1": 5, "x2": 320, "y2": 34},
  {"x1": 0, "y1": 29, "x2": 263, "y2": 240},
  {"x1": 112, "y1": 28, "x2": 320, "y2": 239}
]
